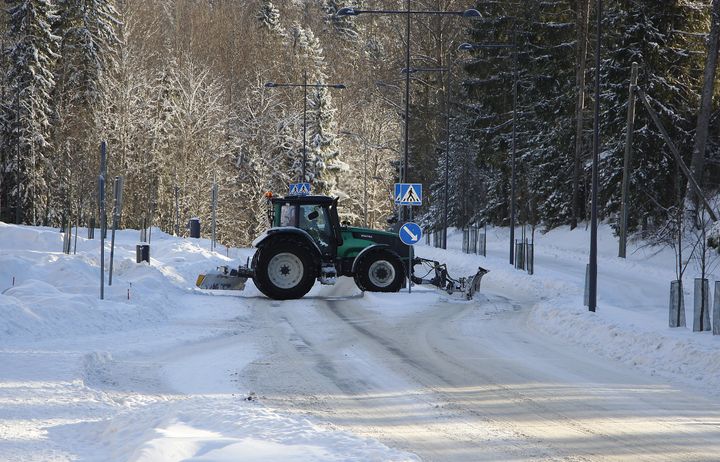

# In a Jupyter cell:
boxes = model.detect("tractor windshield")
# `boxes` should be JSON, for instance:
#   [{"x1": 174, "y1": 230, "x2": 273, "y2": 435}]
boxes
[
  {"x1": 299, "y1": 204, "x2": 332, "y2": 251},
  {"x1": 273, "y1": 202, "x2": 337, "y2": 255}
]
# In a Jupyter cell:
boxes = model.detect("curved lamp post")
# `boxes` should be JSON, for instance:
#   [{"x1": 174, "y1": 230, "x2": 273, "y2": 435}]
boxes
[{"x1": 265, "y1": 72, "x2": 347, "y2": 182}]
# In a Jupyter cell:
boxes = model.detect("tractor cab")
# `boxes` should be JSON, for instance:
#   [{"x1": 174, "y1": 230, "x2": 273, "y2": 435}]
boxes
[{"x1": 270, "y1": 195, "x2": 344, "y2": 257}]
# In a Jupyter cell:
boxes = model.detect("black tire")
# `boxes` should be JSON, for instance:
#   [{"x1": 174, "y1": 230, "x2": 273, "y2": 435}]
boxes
[
  {"x1": 253, "y1": 237, "x2": 317, "y2": 300},
  {"x1": 249, "y1": 250, "x2": 267, "y2": 295},
  {"x1": 353, "y1": 250, "x2": 405, "y2": 293}
]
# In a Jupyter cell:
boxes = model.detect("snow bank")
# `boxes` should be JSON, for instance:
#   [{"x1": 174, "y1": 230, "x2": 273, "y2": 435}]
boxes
[
  {"x1": 0, "y1": 222, "x2": 417, "y2": 461},
  {"x1": 418, "y1": 224, "x2": 720, "y2": 397},
  {"x1": 80, "y1": 399, "x2": 416, "y2": 462}
]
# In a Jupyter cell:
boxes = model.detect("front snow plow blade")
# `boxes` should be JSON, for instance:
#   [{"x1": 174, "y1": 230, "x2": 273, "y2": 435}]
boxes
[
  {"x1": 412, "y1": 258, "x2": 489, "y2": 300},
  {"x1": 196, "y1": 265, "x2": 252, "y2": 291}
]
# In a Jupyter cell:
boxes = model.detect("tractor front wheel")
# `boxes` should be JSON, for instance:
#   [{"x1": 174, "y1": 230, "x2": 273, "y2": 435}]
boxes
[
  {"x1": 354, "y1": 250, "x2": 404, "y2": 293},
  {"x1": 253, "y1": 238, "x2": 317, "y2": 300}
]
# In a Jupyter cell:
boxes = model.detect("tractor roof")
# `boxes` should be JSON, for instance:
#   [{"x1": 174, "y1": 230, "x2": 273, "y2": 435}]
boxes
[{"x1": 272, "y1": 195, "x2": 335, "y2": 206}]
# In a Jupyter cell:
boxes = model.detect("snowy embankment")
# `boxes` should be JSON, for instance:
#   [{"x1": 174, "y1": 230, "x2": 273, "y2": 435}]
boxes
[
  {"x1": 417, "y1": 224, "x2": 720, "y2": 397},
  {"x1": 0, "y1": 222, "x2": 416, "y2": 462}
]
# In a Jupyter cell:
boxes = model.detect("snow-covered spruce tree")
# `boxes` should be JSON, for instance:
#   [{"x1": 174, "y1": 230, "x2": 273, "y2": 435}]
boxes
[
  {"x1": 3, "y1": 0, "x2": 60, "y2": 224},
  {"x1": 461, "y1": 0, "x2": 706, "y2": 232},
  {"x1": 516, "y1": 0, "x2": 576, "y2": 228},
  {"x1": 461, "y1": 3, "x2": 519, "y2": 226},
  {"x1": 257, "y1": 0, "x2": 281, "y2": 33},
  {"x1": 0, "y1": 27, "x2": 12, "y2": 223},
  {"x1": 290, "y1": 24, "x2": 345, "y2": 198},
  {"x1": 599, "y1": 0, "x2": 706, "y2": 234},
  {"x1": 473, "y1": 0, "x2": 575, "y2": 229},
  {"x1": 306, "y1": 84, "x2": 347, "y2": 198},
  {"x1": 53, "y1": 0, "x2": 120, "y2": 224},
  {"x1": 54, "y1": 0, "x2": 119, "y2": 111}
]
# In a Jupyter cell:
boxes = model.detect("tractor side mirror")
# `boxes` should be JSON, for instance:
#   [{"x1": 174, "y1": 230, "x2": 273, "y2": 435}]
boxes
[{"x1": 308, "y1": 210, "x2": 319, "y2": 221}]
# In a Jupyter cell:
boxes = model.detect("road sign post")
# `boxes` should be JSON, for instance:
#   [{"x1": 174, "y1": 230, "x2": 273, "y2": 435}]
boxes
[{"x1": 395, "y1": 183, "x2": 423, "y2": 294}]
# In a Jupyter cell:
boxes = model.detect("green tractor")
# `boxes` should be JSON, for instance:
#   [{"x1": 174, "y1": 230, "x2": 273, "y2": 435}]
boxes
[{"x1": 196, "y1": 194, "x2": 487, "y2": 300}]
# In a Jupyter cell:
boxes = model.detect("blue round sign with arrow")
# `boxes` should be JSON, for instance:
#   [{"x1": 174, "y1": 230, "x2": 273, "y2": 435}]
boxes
[{"x1": 399, "y1": 222, "x2": 423, "y2": 246}]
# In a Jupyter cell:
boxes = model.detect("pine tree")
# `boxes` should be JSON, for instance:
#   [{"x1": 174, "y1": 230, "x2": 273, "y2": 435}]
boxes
[
  {"x1": 289, "y1": 23, "x2": 345, "y2": 197},
  {"x1": 257, "y1": 0, "x2": 281, "y2": 33},
  {"x1": 306, "y1": 84, "x2": 345, "y2": 197},
  {"x1": 3, "y1": 0, "x2": 60, "y2": 224},
  {"x1": 599, "y1": 0, "x2": 706, "y2": 232},
  {"x1": 461, "y1": 3, "x2": 520, "y2": 226},
  {"x1": 54, "y1": 0, "x2": 120, "y2": 109},
  {"x1": 518, "y1": 0, "x2": 576, "y2": 228},
  {"x1": 229, "y1": 74, "x2": 292, "y2": 244},
  {"x1": 53, "y1": 0, "x2": 120, "y2": 224}
]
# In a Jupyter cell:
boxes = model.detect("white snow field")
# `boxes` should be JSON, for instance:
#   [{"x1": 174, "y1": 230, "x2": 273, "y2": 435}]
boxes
[{"x1": 1, "y1": 221, "x2": 719, "y2": 461}]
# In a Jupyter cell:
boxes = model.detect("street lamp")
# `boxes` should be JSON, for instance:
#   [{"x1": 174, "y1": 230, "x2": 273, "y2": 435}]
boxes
[
  {"x1": 459, "y1": 39, "x2": 518, "y2": 265},
  {"x1": 265, "y1": 71, "x2": 347, "y2": 182},
  {"x1": 589, "y1": 0, "x2": 602, "y2": 312},
  {"x1": 337, "y1": 7, "x2": 480, "y2": 18},
  {"x1": 337, "y1": 3, "x2": 480, "y2": 218}
]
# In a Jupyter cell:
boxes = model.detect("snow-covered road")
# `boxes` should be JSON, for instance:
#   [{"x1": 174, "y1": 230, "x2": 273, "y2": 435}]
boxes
[
  {"x1": 2, "y1": 223, "x2": 720, "y2": 461},
  {"x1": 243, "y1": 278, "x2": 720, "y2": 461}
]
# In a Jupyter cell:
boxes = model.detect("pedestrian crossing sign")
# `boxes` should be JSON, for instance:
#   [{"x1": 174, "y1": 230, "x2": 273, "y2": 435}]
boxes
[
  {"x1": 394, "y1": 183, "x2": 422, "y2": 206},
  {"x1": 289, "y1": 182, "x2": 311, "y2": 196}
]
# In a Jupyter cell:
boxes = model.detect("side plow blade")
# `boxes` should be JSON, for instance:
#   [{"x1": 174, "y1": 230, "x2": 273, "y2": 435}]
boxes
[
  {"x1": 196, "y1": 265, "x2": 251, "y2": 291},
  {"x1": 412, "y1": 258, "x2": 489, "y2": 300}
]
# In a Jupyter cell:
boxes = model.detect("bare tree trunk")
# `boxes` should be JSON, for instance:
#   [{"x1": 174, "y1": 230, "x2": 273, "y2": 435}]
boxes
[
  {"x1": 689, "y1": 0, "x2": 720, "y2": 214},
  {"x1": 572, "y1": 0, "x2": 591, "y2": 229}
]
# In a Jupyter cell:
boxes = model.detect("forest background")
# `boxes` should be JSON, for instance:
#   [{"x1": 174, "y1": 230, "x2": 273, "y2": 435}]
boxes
[{"x1": 0, "y1": 0, "x2": 718, "y2": 247}]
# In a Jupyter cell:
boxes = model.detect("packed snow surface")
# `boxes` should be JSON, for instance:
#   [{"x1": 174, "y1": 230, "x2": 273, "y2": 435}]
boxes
[{"x1": 1, "y1": 221, "x2": 719, "y2": 461}]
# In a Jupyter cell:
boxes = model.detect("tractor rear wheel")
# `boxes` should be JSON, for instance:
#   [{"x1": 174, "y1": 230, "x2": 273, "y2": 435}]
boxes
[
  {"x1": 354, "y1": 250, "x2": 404, "y2": 293},
  {"x1": 253, "y1": 238, "x2": 317, "y2": 300}
]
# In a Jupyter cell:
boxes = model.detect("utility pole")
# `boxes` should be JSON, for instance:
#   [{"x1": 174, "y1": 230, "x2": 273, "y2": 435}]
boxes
[
  {"x1": 303, "y1": 70, "x2": 308, "y2": 182},
  {"x1": 98, "y1": 141, "x2": 107, "y2": 300},
  {"x1": 619, "y1": 62, "x2": 638, "y2": 258},
  {"x1": 443, "y1": 64, "x2": 451, "y2": 250},
  {"x1": 403, "y1": 0, "x2": 411, "y2": 224},
  {"x1": 588, "y1": 0, "x2": 603, "y2": 312},
  {"x1": 510, "y1": 29, "x2": 519, "y2": 266},
  {"x1": 15, "y1": 86, "x2": 20, "y2": 224}
]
